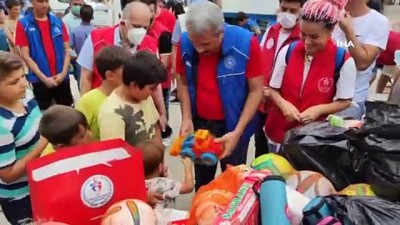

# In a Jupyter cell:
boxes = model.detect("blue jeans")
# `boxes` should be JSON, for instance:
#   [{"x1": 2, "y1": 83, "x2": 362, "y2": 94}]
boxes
[{"x1": 193, "y1": 117, "x2": 250, "y2": 191}]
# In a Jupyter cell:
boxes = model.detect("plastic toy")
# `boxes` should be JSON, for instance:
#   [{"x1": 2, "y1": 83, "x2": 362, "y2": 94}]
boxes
[
  {"x1": 101, "y1": 199, "x2": 156, "y2": 225},
  {"x1": 339, "y1": 183, "x2": 375, "y2": 196},
  {"x1": 286, "y1": 171, "x2": 337, "y2": 199},
  {"x1": 251, "y1": 153, "x2": 296, "y2": 179},
  {"x1": 169, "y1": 129, "x2": 223, "y2": 166}
]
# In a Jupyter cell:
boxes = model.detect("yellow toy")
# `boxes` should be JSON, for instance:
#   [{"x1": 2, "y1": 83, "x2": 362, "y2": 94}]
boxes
[
  {"x1": 339, "y1": 183, "x2": 375, "y2": 196},
  {"x1": 251, "y1": 153, "x2": 296, "y2": 178}
]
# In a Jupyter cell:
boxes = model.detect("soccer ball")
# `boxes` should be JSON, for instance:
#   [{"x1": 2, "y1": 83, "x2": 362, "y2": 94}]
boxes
[
  {"x1": 101, "y1": 199, "x2": 156, "y2": 225},
  {"x1": 286, "y1": 170, "x2": 337, "y2": 199},
  {"x1": 251, "y1": 153, "x2": 296, "y2": 178},
  {"x1": 339, "y1": 183, "x2": 375, "y2": 196}
]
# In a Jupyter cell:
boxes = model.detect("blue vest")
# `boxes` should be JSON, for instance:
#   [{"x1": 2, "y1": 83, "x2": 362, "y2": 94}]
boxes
[
  {"x1": 180, "y1": 24, "x2": 257, "y2": 140},
  {"x1": 19, "y1": 13, "x2": 66, "y2": 83}
]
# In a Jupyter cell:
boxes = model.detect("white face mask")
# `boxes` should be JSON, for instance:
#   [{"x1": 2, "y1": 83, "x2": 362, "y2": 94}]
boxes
[
  {"x1": 127, "y1": 27, "x2": 147, "y2": 46},
  {"x1": 277, "y1": 12, "x2": 298, "y2": 29}
]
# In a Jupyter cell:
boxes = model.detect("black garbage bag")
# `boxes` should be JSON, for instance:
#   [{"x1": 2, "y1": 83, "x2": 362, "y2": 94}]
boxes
[
  {"x1": 323, "y1": 195, "x2": 400, "y2": 225},
  {"x1": 350, "y1": 135, "x2": 400, "y2": 201},
  {"x1": 349, "y1": 101, "x2": 400, "y2": 201},
  {"x1": 357, "y1": 101, "x2": 400, "y2": 138},
  {"x1": 282, "y1": 122, "x2": 361, "y2": 191}
]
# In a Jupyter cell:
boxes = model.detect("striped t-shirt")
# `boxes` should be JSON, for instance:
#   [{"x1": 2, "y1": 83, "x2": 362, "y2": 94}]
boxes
[{"x1": 0, "y1": 90, "x2": 41, "y2": 200}]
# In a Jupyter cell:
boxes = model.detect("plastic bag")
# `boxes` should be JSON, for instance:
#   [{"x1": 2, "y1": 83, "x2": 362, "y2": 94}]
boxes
[
  {"x1": 323, "y1": 195, "x2": 400, "y2": 225},
  {"x1": 349, "y1": 102, "x2": 400, "y2": 201},
  {"x1": 356, "y1": 101, "x2": 400, "y2": 138},
  {"x1": 350, "y1": 135, "x2": 400, "y2": 201},
  {"x1": 282, "y1": 122, "x2": 361, "y2": 190}
]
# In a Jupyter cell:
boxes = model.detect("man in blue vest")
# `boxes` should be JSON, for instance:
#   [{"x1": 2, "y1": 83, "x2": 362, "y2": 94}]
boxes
[
  {"x1": 175, "y1": 1, "x2": 264, "y2": 190},
  {"x1": 15, "y1": 0, "x2": 72, "y2": 110}
]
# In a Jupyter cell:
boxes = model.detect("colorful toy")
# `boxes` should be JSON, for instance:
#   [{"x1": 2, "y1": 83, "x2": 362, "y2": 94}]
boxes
[
  {"x1": 251, "y1": 153, "x2": 296, "y2": 179},
  {"x1": 101, "y1": 199, "x2": 156, "y2": 225},
  {"x1": 170, "y1": 129, "x2": 224, "y2": 166},
  {"x1": 339, "y1": 183, "x2": 375, "y2": 196},
  {"x1": 286, "y1": 171, "x2": 337, "y2": 199}
]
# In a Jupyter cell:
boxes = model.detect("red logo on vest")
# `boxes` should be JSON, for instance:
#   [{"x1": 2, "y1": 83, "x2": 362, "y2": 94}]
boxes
[{"x1": 318, "y1": 77, "x2": 334, "y2": 93}]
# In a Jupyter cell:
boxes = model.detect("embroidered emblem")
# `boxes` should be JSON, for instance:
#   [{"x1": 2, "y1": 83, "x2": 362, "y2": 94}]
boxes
[
  {"x1": 318, "y1": 77, "x2": 334, "y2": 93},
  {"x1": 266, "y1": 38, "x2": 274, "y2": 49},
  {"x1": 224, "y1": 55, "x2": 236, "y2": 70}
]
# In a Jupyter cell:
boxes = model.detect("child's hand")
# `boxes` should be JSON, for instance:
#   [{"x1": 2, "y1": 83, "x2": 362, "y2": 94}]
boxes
[
  {"x1": 182, "y1": 157, "x2": 193, "y2": 168},
  {"x1": 147, "y1": 191, "x2": 163, "y2": 207}
]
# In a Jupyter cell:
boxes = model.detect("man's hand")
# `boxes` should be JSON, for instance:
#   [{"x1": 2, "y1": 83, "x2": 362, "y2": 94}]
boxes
[
  {"x1": 339, "y1": 12, "x2": 354, "y2": 34},
  {"x1": 263, "y1": 86, "x2": 270, "y2": 98},
  {"x1": 215, "y1": 129, "x2": 241, "y2": 159},
  {"x1": 179, "y1": 119, "x2": 194, "y2": 136},
  {"x1": 280, "y1": 100, "x2": 301, "y2": 122},
  {"x1": 300, "y1": 106, "x2": 322, "y2": 124},
  {"x1": 159, "y1": 113, "x2": 168, "y2": 131}
]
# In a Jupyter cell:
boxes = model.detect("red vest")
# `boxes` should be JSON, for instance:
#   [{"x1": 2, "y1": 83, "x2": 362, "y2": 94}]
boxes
[
  {"x1": 258, "y1": 24, "x2": 301, "y2": 113},
  {"x1": 148, "y1": 21, "x2": 172, "y2": 89},
  {"x1": 90, "y1": 26, "x2": 158, "y2": 89},
  {"x1": 265, "y1": 40, "x2": 349, "y2": 143},
  {"x1": 377, "y1": 31, "x2": 400, "y2": 66}
]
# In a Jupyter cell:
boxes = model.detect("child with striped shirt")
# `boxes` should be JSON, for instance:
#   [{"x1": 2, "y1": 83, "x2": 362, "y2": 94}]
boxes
[{"x1": 0, "y1": 52, "x2": 47, "y2": 224}]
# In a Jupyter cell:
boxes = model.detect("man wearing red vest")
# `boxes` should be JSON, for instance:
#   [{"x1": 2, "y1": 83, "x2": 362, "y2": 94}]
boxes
[
  {"x1": 375, "y1": 31, "x2": 400, "y2": 94},
  {"x1": 77, "y1": 2, "x2": 168, "y2": 128},
  {"x1": 134, "y1": 0, "x2": 174, "y2": 122},
  {"x1": 255, "y1": 0, "x2": 304, "y2": 157}
]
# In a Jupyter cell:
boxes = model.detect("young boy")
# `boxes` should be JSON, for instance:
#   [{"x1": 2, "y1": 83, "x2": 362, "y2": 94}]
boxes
[
  {"x1": 70, "y1": 4, "x2": 95, "y2": 87},
  {"x1": 75, "y1": 45, "x2": 132, "y2": 141},
  {"x1": 99, "y1": 50, "x2": 167, "y2": 146},
  {"x1": 39, "y1": 105, "x2": 93, "y2": 156},
  {"x1": 257, "y1": 0, "x2": 304, "y2": 155},
  {"x1": 0, "y1": 52, "x2": 47, "y2": 224},
  {"x1": 136, "y1": 140, "x2": 193, "y2": 224}
]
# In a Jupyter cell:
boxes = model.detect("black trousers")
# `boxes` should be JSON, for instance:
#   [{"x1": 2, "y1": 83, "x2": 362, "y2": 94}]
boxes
[
  {"x1": 32, "y1": 79, "x2": 74, "y2": 110},
  {"x1": 0, "y1": 196, "x2": 33, "y2": 225}
]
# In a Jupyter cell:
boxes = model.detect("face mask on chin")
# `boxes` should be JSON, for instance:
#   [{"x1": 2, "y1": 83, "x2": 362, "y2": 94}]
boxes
[
  {"x1": 277, "y1": 12, "x2": 298, "y2": 29},
  {"x1": 127, "y1": 27, "x2": 147, "y2": 46}
]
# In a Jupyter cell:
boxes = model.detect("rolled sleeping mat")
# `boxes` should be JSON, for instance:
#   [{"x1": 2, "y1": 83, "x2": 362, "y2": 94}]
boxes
[{"x1": 259, "y1": 175, "x2": 290, "y2": 225}]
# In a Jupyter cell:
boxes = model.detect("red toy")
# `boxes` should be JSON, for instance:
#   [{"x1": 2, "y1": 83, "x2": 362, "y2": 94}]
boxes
[{"x1": 170, "y1": 129, "x2": 224, "y2": 166}]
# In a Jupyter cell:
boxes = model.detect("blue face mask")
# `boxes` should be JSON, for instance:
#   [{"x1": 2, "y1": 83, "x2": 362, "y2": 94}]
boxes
[{"x1": 70, "y1": 5, "x2": 81, "y2": 17}]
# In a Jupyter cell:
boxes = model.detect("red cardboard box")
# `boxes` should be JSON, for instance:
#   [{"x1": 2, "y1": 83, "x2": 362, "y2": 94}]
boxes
[{"x1": 27, "y1": 139, "x2": 146, "y2": 225}]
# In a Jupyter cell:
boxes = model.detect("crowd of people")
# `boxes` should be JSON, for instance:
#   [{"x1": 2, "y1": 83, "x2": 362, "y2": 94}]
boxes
[{"x1": 0, "y1": 0, "x2": 398, "y2": 224}]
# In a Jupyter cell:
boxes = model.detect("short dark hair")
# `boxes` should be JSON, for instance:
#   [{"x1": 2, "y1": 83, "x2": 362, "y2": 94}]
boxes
[
  {"x1": 39, "y1": 105, "x2": 88, "y2": 146},
  {"x1": 94, "y1": 46, "x2": 131, "y2": 80},
  {"x1": 136, "y1": 140, "x2": 164, "y2": 177},
  {"x1": 237, "y1": 11, "x2": 247, "y2": 22},
  {"x1": 279, "y1": 0, "x2": 306, "y2": 6},
  {"x1": 80, "y1": 4, "x2": 93, "y2": 23},
  {"x1": 0, "y1": 52, "x2": 24, "y2": 81},
  {"x1": 5, "y1": 0, "x2": 22, "y2": 10},
  {"x1": 122, "y1": 51, "x2": 167, "y2": 89}
]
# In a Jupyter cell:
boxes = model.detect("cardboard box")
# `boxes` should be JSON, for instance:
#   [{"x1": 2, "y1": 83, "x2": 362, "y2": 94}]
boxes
[{"x1": 27, "y1": 139, "x2": 147, "y2": 225}]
